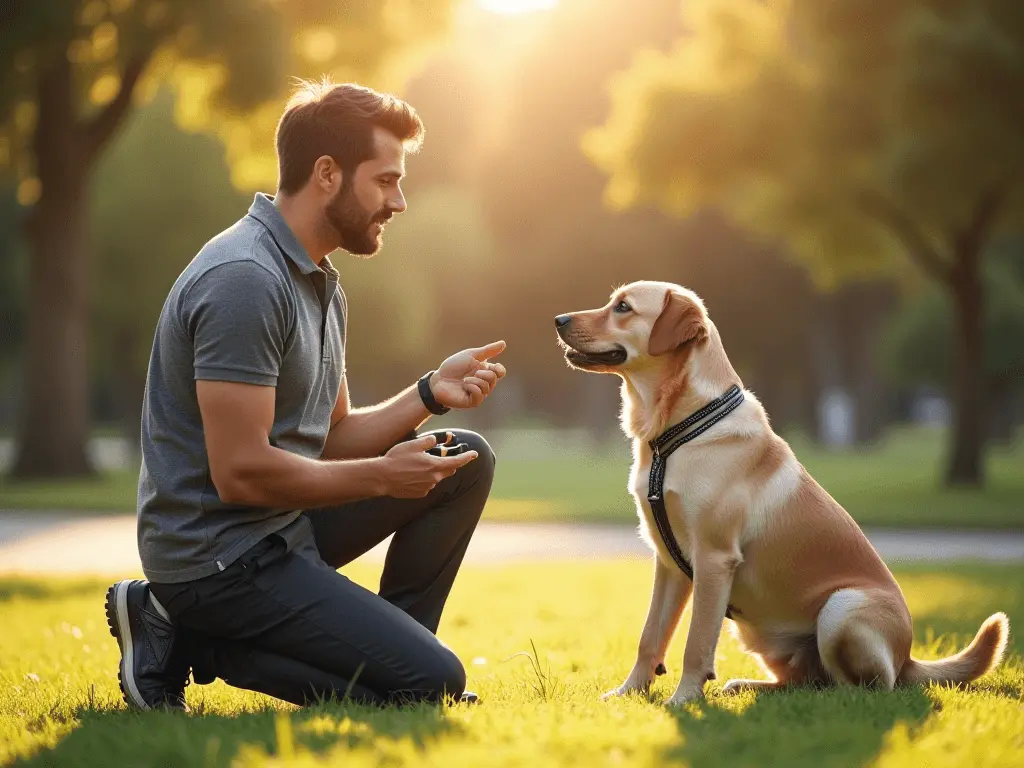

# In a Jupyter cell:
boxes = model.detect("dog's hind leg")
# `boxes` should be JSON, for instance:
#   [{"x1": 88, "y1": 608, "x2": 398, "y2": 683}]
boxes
[
  {"x1": 722, "y1": 639, "x2": 825, "y2": 694},
  {"x1": 817, "y1": 588, "x2": 906, "y2": 690}
]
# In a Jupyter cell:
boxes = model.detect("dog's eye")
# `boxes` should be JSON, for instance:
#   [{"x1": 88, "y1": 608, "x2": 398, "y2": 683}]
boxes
[{"x1": 613, "y1": 300, "x2": 632, "y2": 314}]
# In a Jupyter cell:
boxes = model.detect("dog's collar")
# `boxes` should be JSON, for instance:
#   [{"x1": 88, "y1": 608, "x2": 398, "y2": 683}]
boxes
[{"x1": 649, "y1": 384, "x2": 745, "y2": 460}]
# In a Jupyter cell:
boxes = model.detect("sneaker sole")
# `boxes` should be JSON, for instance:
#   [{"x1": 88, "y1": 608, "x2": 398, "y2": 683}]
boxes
[{"x1": 105, "y1": 580, "x2": 151, "y2": 710}]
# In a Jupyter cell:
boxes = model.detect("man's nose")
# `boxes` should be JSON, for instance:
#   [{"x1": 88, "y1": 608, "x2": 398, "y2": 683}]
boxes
[
  {"x1": 390, "y1": 188, "x2": 407, "y2": 215},
  {"x1": 554, "y1": 315, "x2": 572, "y2": 328}
]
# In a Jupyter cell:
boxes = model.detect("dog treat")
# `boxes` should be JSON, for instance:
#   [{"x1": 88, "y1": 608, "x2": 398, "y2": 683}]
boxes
[
  {"x1": 428, "y1": 442, "x2": 470, "y2": 457},
  {"x1": 424, "y1": 430, "x2": 469, "y2": 457}
]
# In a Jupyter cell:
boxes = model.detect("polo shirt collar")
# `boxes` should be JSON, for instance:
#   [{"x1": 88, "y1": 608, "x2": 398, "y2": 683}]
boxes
[{"x1": 247, "y1": 193, "x2": 322, "y2": 275}]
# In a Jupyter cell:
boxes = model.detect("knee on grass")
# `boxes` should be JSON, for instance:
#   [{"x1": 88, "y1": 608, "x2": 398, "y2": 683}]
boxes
[{"x1": 398, "y1": 647, "x2": 467, "y2": 704}]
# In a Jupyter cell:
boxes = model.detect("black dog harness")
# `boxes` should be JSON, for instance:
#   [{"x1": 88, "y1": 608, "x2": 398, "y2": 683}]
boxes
[{"x1": 647, "y1": 384, "x2": 745, "y2": 620}]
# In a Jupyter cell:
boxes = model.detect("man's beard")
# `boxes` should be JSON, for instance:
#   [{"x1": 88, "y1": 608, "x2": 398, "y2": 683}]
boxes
[{"x1": 325, "y1": 184, "x2": 391, "y2": 257}]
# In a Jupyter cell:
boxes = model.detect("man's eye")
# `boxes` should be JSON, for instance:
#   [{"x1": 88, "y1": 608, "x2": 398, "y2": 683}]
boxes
[{"x1": 614, "y1": 301, "x2": 632, "y2": 313}]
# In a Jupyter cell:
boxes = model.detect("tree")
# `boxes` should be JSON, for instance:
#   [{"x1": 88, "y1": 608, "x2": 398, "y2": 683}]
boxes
[
  {"x1": 1, "y1": 0, "x2": 452, "y2": 477},
  {"x1": 584, "y1": 0, "x2": 1024, "y2": 486}
]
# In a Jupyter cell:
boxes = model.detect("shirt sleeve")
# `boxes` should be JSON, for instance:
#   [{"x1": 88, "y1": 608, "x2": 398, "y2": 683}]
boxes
[{"x1": 180, "y1": 260, "x2": 292, "y2": 387}]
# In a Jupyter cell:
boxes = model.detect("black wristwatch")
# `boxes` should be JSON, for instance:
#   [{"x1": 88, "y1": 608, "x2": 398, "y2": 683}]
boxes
[{"x1": 418, "y1": 371, "x2": 450, "y2": 415}]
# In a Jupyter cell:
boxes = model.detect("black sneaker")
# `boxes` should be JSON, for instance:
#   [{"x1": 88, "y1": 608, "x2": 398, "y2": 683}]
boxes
[
  {"x1": 104, "y1": 579, "x2": 190, "y2": 711},
  {"x1": 460, "y1": 690, "x2": 481, "y2": 705}
]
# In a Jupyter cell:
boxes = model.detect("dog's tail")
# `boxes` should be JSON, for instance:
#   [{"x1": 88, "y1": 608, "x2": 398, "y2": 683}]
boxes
[{"x1": 898, "y1": 612, "x2": 1009, "y2": 686}]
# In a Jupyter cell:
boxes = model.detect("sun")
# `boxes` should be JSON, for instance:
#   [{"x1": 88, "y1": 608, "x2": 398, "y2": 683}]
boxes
[{"x1": 476, "y1": 0, "x2": 559, "y2": 14}]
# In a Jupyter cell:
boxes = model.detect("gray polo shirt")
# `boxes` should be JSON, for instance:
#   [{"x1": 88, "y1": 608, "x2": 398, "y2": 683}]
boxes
[{"x1": 137, "y1": 193, "x2": 346, "y2": 583}]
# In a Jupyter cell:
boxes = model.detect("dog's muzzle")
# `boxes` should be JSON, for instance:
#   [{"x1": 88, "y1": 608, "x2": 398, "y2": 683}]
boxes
[{"x1": 555, "y1": 314, "x2": 627, "y2": 367}]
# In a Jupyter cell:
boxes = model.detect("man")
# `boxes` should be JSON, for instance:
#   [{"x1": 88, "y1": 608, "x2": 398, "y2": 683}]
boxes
[{"x1": 104, "y1": 80, "x2": 506, "y2": 710}]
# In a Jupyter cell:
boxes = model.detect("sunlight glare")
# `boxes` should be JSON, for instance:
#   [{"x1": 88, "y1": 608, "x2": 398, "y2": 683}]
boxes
[{"x1": 477, "y1": 0, "x2": 558, "y2": 15}]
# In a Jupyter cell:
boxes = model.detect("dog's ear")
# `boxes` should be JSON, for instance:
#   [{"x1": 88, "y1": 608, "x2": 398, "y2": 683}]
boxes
[{"x1": 649, "y1": 290, "x2": 707, "y2": 356}]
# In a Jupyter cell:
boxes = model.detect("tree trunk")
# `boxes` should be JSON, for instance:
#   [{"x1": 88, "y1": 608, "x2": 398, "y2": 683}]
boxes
[
  {"x1": 857, "y1": 185, "x2": 1004, "y2": 486},
  {"x1": 987, "y1": 377, "x2": 1014, "y2": 446},
  {"x1": 11, "y1": 60, "x2": 94, "y2": 478},
  {"x1": 945, "y1": 250, "x2": 986, "y2": 487},
  {"x1": 836, "y1": 282, "x2": 893, "y2": 446}
]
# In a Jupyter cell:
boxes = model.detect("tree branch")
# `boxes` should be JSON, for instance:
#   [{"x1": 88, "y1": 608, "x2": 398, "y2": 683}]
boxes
[
  {"x1": 952, "y1": 181, "x2": 1011, "y2": 271},
  {"x1": 854, "y1": 189, "x2": 952, "y2": 284},
  {"x1": 83, "y1": 53, "x2": 152, "y2": 163}
]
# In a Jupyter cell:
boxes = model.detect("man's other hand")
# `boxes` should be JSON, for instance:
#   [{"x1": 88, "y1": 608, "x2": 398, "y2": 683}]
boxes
[{"x1": 430, "y1": 341, "x2": 507, "y2": 410}]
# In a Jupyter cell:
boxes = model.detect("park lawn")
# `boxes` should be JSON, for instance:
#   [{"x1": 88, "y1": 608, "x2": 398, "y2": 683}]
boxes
[
  {"x1": 1, "y1": 427, "x2": 1021, "y2": 528},
  {"x1": 1, "y1": 560, "x2": 1022, "y2": 768}
]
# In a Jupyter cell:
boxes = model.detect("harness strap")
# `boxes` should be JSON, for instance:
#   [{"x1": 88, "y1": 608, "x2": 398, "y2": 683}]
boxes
[{"x1": 646, "y1": 385, "x2": 745, "y2": 619}]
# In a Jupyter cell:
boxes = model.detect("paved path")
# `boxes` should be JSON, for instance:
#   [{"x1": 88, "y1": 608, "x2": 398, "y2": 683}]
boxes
[{"x1": 1, "y1": 511, "x2": 1022, "y2": 575}]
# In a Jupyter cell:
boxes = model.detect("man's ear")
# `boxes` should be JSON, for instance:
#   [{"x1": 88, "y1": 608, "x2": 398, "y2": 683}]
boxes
[
  {"x1": 313, "y1": 155, "x2": 341, "y2": 192},
  {"x1": 649, "y1": 290, "x2": 707, "y2": 356}
]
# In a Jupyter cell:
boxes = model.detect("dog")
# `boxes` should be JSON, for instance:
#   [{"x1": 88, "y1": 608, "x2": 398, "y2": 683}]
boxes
[{"x1": 554, "y1": 280, "x2": 1009, "y2": 706}]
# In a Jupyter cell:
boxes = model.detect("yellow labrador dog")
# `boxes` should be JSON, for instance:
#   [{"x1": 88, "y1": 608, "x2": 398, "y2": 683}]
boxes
[{"x1": 554, "y1": 280, "x2": 1009, "y2": 706}]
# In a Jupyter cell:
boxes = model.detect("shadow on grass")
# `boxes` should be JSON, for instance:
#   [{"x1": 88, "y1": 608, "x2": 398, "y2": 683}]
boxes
[
  {"x1": 664, "y1": 685, "x2": 936, "y2": 768},
  {"x1": 15, "y1": 697, "x2": 463, "y2": 767}
]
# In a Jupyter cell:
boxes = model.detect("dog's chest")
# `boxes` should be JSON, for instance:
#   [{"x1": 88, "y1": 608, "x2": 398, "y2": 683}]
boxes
[{"x1": 631, "y1": 458, "x2": 713, "y2": 566}]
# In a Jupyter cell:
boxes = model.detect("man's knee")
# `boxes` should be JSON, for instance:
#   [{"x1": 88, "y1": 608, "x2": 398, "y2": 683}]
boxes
[
  {"x1": 451, "y1": 429, "x2": 496, "y2": 479},
  {"x1": 433, "y1": 647, "x2": 467, "y2": 699},
  {"x1": 402, "y1": 645, "x2": 466, "y2": 703}
]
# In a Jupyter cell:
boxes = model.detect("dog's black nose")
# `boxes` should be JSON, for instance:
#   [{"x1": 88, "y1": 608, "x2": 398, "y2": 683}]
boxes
[{"x1": 554, "y1": 315, "x2": 572, "y2": 328}]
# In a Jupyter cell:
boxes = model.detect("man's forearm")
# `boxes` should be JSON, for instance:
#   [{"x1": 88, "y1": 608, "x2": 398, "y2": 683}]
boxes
[
  {"x1": 216, "y1": 445, "x2": 387, "y2": 509},
  {"x1": 322, "y1": 382, "x2": 432, "y2": 460}
]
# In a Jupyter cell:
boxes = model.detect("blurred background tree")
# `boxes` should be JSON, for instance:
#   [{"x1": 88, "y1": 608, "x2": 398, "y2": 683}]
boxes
[{"x1": 585, "y1": 0, "x2": 1024, "y2": 486}]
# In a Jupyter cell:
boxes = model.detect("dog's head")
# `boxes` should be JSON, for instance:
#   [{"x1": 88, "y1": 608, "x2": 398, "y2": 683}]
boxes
[{"x1": 554, "y1": 281, "x2": 710, "y2": 373}]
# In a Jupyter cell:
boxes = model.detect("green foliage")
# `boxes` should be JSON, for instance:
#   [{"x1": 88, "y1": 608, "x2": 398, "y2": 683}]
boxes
[
  {"x1": 584, "y1": 0, "x2": 1024, "y2": 287},
  {"x1": 0, "y1": 0, "x2": 454, "y2": 189},
  {"x1": 882, "y1": 242, "x2": 1024, "y2": 388}
]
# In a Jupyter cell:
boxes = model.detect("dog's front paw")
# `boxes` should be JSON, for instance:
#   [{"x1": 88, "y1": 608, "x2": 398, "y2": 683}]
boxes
[
  {"x1": 600, "y1": 669, "x2": 652, "y2": 701},
  {"x1": 665, "y1": 683, "x2": 705, "y2": 708},
  {"x1": 600, "y1": 680, "x2": 648, "y2": 701},
  {"x1": 600, "y1": 685, "x2": 628, "y2": 701}
]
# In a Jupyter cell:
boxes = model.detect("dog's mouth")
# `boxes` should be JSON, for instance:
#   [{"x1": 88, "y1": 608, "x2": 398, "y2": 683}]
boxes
[{"x1": 561, "y1": 342, "x2": 628, "y2": 369}]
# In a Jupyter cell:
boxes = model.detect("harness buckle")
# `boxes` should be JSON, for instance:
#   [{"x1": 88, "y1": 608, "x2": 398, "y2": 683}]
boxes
[{"x1": 648, "y1": 493, "x2": 661, "y2": 504}]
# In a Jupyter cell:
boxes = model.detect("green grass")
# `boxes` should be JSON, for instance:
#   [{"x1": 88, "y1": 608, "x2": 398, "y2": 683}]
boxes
[
  {"x1": 1, "y1": 427, "x2": 1022, "y2": 528},
  {"x1": 1, "y1": 561, "x2": 1022, "y2": 767}
]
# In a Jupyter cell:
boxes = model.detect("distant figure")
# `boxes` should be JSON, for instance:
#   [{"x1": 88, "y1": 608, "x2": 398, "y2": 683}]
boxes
[{"x1": 103, "y1": 79, "x2": 506, "y2": 710}]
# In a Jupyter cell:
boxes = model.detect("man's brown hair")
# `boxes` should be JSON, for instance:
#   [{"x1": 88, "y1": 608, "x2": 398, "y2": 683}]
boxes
[{"x1": 275, "y1": 79, "x2": 424, "y2": 194}]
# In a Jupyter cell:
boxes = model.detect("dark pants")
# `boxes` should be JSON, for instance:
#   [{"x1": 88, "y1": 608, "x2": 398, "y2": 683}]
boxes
[{"x1": 149, "y1": 429, "x2": 494, "y2": 707}]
